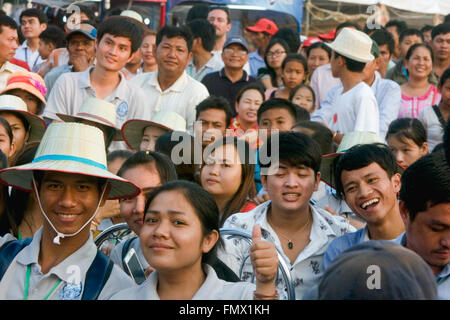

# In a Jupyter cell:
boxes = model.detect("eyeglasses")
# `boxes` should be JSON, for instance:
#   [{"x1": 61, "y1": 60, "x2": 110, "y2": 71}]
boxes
[
  {"x1": 223, "y1": 48, "x2": 247, "y2": 56},
  {"x1": 266, "y1": 50, "x2": 286, "y2": 57}
]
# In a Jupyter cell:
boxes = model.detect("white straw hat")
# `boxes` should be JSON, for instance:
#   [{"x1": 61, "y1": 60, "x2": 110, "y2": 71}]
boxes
[
  {"x1": 56, "y1": 97, "x2": 122, "y2": 141},
  {"x1": 120, "y1": 10, "x2": 143, "y2": 23},
  {"x1": 121, "y1": 111, "x2": 187, "y2": 151},
  {"x1": 0, "y1": 94, "x2": 47, "y2": 142},
  {"x1": 0, "y1": 122, "x2": 140, "y2": 199},
  {"x1": 326, "y1": 27, "x2": 374, "y2": 63},
  {"x1": 320, "y1": 131, "x2": 384, "y2": 188}
]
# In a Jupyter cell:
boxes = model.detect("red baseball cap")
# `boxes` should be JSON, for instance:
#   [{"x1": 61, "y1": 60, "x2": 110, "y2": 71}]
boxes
[
  {"x1": 302, "y1": 37, "x2": 322, "y2": 48},
  {"x1": 318, "y1": 29, "x2": 336, "y2": 41},
  {"x1": 246, "y1": 18, "x2": 278, "y2": 35}
]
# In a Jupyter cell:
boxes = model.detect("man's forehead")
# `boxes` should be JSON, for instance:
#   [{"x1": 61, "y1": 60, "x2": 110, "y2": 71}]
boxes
[
  {"x1": 103, "y1": 33, "x2": 132, "y2": 46},
  {"x1": 208, "y1": 9, "x2": 228, "y2": 18},
  {"x1": 160, "y1": 36, "x2": 188, "y2": 47},
  {"x1": 199, "y1": 108, "x2": 226, "y2": 120}
]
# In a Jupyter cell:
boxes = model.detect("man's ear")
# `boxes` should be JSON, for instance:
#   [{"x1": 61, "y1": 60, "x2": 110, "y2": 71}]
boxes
[
  {"x1": 261, "y1": 174, "x2": 268, "y2": 192},
  {"x1": 126, "y1": 51, "x2": 136, "y2": 63},
  {"x1": 40, "y1": 23, "x2": 47, "y2": 33},
  {"x1": 314, "y1": 171, "x2": 321, "y2": 192},
  {"x1": 391, "y1": 173, "x2": 402, "y2": 194}
]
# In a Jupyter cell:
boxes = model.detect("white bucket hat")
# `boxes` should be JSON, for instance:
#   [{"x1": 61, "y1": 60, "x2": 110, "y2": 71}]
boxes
[
  {"x1": 320, "y1": 131, "x2": 384, "y2": 188},
  {"x1": 56, "y1": 97, "x2": 122, "y2": 141},
  {"x1": 326, "y1": 27, "x2": 374, "y2": 63},
  {"x1": 121, "y1": 111, "x2": 187, "y2": 151},
  {"x1": 0, "y1": 122, "x2": 140, "y2": 200},
  {"x1": 120, "y1": 10, "x2": 143, "y2": 23},
  {"x1": 0, "y1": 94, "x2": 47, "y2": 142}
]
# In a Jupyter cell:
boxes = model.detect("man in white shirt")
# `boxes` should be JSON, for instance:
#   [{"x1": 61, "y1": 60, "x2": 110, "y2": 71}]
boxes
[
  {"x1": 14, "y1": 8, "x2": 47, "y2": 71},
  {"x1": 131, "y1": 25, "x2": 209, "y2": 134}
]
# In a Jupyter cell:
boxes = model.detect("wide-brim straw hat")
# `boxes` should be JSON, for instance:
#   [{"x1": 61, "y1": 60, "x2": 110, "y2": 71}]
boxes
[
  {"x1": 0, "y1": 122, "x2": 140, "y2": 200},
  {"x1": 0, "y1": 70, "x2": 46, "y2": 105},
  {"x1": 0, "y1": 95, "x2": 47, "y2": 142},
  {"x1": 320, "y1": 131, "x2": 384, "y2": 188},
  {"x1": 121, "y1": 111, "x2": 187, "y2": 151},
  {"x1": 56, "y1": 97, "x2": 122, "y2": 141},
  {"x1": 325, "y1": 27, "x2": 374, "y2": 63}
]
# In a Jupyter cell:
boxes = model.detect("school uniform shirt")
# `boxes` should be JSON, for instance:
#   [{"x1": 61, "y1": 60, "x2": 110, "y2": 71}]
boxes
[
  {"x1": 0, "y1": 228, "x2": 135, "y2": 300},
  {"x1": 0, "y1": 61, "x2": 27, "y2": 90},
  {"x1": 328, "y1": 82, "x2": 380, "y2": 136},
  {"x1": 185, "y1": 53, "x2": 224, "y2": 81},
  {"x1": 130, "y1": 70, "x2": 209, "y2": 134},
  {"x1": 109, "y1": 264, "x2": 255, "y2": 300},
  {"x1": 219, "y1": 201, "x2": 356, "y2": 300},
  {"x1": 44, "y1": 64, "x2": 73, "y2": 98},
  {"x1": 14, "y1": 40, "x2": 44, "y2": 72},
  {"x1": 110, "y1": 236, "x2": 149, "y2": 272},
  {"x1": 310, "y1": 63, "x2": 341, "y2": 108},
  {"x1": 43, "y1": 66, "x2": 148, "y2": 127},
  {"x1": 418, "y1": 106, "x2": 445, "y2": 151}
]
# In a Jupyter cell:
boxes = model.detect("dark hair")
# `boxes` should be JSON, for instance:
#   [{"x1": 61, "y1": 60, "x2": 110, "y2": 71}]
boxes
[
  {"x1": 431, "y1": 23, "x2": 450, "y2": 40},
  {"x1": 263, "y1": 37, "x2": 291, "y2": 87},
  {"x1": 0, "y1": 148, "x2": 11, "y2": 236},
  {"x1": 187, "y1": 19, "x2": 216, "y2": 52},
  {"x1": 336, "y1": 22, "x2": 362, "y2": 34},
  {"x1": 107, "y1": 149, "x2": 133, "y2": 164},
  {"x1": 405, "y1": 42, "x2": 434, "y2": 63},
  {"x1": 292, "y1": 121, "x2": 333, "y2": 155},
  {"x1": 38, "y1": 25, "x2": 66, "y2": 48},
  {"x1": 272, "y1": 27, "x2": 301, "y2": 53},
  {"x1": 186, "y1": 4, "x2": 210, "y2": 23},
  {"x1": 195, "y1": 96, "x2": 233, "y2": 128},
  {"x1": 306, "y1": 41, "x2": 331, "y2": 59},
  {"x1": 257, "y1": 98, "x2": 298, "y2": 124},
  {"x1": 0, "y1": 14, "x2": 18, "y2": 34},
  {"x1": 259, "y1": 131, "x2": 322, "y2": 175},
  {"x1": 385, "y1": 20, "x2": 408, "y2": 36},
  {"x1": 333, "y1": 51, "x2": 366, "y2": 72},
  {"x1": 208, "y1": 6, "x2": 230, "y2": 23},
  {"x1": 370, "y1": 29, "x2": 395, "y2": 55},
  {"x1": 117, "y1": 150, "x2": 178, "y2": 186},
  {"x1": 445, "y1": 14, "x2": 450, "y2": 24},
  {"x1": 0, "y1": 116, "x2": 13, "y2": 146},
  {"x1": 386, "y1": 118, "x2": 427, "y2": 148},
  {"x1": 97, "y1": 16, "x2": 144, "y2": 53},
  {"x1": 235, "y1": 82, "x2": 265, "y2": 105},
  {"x1": 202, "y1": 136, "x2": 255, "y2": 226},
  {"x1": 156, "y1": 25, "x2": 193, "y2": 52},
  {"x1": 20, "y1": 8, "x2": 48, "y2": 24},
  {"x1": 281, "y1": 53, "x2": 308, "y2": 75},
  {"x1": 144, "y1": 180, "x2": 222, "y2": 264},
  {"x1": 289, "y1": 84, "x2": 316, "y2": 110},
  {"x1": 420, "y1": 25, "x2": 433, "y2": 34},
  {"x1": 67, "y1": 4, "x2": 97, "y2": 27},
  {"x1": 296, "y1": 104, "x2": 311, "y2": 121},
  {"x1": 399, "y1": 151, "x2": 450, "y2": 221},
  {"x1": 439, "y1": 67, "x2": 450, "y2": 88},
  {"x1": 335, "y1": 143, "x2": 399, "y2": 199},
  {"x1": 399, "y1": 29, "x2": 424, "y2": 44}
]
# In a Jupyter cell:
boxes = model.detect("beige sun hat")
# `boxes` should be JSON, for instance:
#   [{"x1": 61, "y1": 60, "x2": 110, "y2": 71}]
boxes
[
  {"x1": 326, "y1": 27, "x2": 375, "y2": 63},
  {"x1": 0, "y1": 95, "x2": 47, "y2": 142},
  {"x1": 56, "y1": 97, "x2": 122, "y2": 141},
  {"x1": 320, "y1": 131, "x2": 384, "y2": 188},
  {"x1": 120, "y1": 10, "x2": 143, "y2": 23},
  {"x1": 121, "y1": 111, "x2": 187, "y2": 151},
  {"x1": 0, "y1": 122, "x2": 140, "y2": 200}
]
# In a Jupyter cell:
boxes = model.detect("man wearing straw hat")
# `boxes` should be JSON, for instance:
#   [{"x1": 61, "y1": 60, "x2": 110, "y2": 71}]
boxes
[{"x1": 0, "y1": 122, "x2": 140, "y2": 299}]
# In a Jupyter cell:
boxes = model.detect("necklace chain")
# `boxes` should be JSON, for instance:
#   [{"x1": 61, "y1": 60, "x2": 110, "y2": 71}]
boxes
[{"x1": 269, "y1": 214, "x2": 311, "y2": 250}]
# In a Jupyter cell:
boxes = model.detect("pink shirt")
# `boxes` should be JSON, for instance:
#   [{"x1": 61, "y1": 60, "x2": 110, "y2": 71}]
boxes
[{"x1": 399, "y1": 85, "x2": 441, "y2": 118}]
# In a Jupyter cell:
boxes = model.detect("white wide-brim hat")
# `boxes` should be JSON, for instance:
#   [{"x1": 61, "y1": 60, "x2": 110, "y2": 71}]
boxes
[
  {"x1": 121, "y1": 111, "x2": 187, "y2": 151},
  {"x1": 0, "y1": 94, "x2": 47, "y2": 142},
  {"x1": 0, "y1": 122, "x2": 140, "y2": 200},
  {"x1": 320, "y1": 131, "x2": 384, "y2": 188},
  {"x1": 326, "y1": 27, "x2": 375, "y2": 63},
  {"x1": 56, "y1": 97, "x2": 122, "y2": 141}
]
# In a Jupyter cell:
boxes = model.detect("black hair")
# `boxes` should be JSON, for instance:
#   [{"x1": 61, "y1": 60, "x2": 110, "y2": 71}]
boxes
[
  {"x1": 257, "y1": 98, "x2": 298, "y2": 124},
  {"x1": 187, "y1": 19, "x2": 216, "y2": 52},
  {"x1": 281, "y1": 53, "x2": 308, "y2": 75},
  {"x1": 306, "y1": 41, "x2": 331, "y2": 59},
  {"x1": 195, "y1": 96, "x2": 233, "y2": 128},
  {"x1": 386, "y1": 118, "x2": 427, "y2": 148},
  {"x1": 0, "y1": 148, "x2": 12, "y2": 236},
  {"x1": 335, "y1": 143, "x2": 399, "y2": 199},
  {"x1": 385, "y1": 20, "x2": 408, "y2": 36},
  {"x1": 263, "y1": 37, "x2": 291, "y2": 87},
  {"x1": 272, "y1": 27, "x2": 301, "y2": 53},
  {"x1": 399, "y1": 29, "x2": 424, "y2": 44},
  {"x1": 68, "y1": 4, "x2": 97, "y2": 27},
  {"x1": 296, "y1": 104, "x2": 311, "y2": 121},
  {"x1": 38, "y1": 25, "x2": 66, "y2": 48},
  {"x1": 97, "y1": 16, "x2": 143, "y2": 53},
  {"x1": 399, "y1": 150, "x2": 450, "y2": 222},
  {"x1": 107, "y1": 149, "x2": 133, "y2": 164},
  {"x1": 292, "y1": 121, "x2": 334, "y2": 155},
  {"x1": 0, "y1": 14, "x2": 18, "y2": 34},
  {"x1": 445, "y1": 14, "x2": 450, "y2": 24},
  {"x1": 420, "y1": 25, "x2": 433, "y2": 34},
  {"x1": 144, "y1": 180, "x2": 222, "y2": 264},
  {"x1": 208, "y1": 6, "x2": 230, "y2": 23},
  {"x1": 258, "y1": 131, "x2": 322, "y2": 175},
  {"x1": 20, "y1": 8, "x2": 48, "y2": 24},
  {"x1": 0, "y1": 116, "x2": 13, "y2": 146},
  {"x1": 186, "y1": 4, "x2": 210, "y2": 23},
  {"x1": 405, "y1": 42, "x2": 434, "y2": 63},
  {"x1": 235, "y1": 82, "x2": 265, "y2": 105},
  {"x1": 156, "y1": 25, "x2": 193, "y2": 52},
  {"x1": 370, "y1": 29, "x2": 395, "y2": 55},
  {"x1": 336, "y1": 21, "x2": 362, "y2": 34},
  {"x1": 333, "y1": 51, "x2": 366, "y2": 72},
  {"x1": 439, "y1": 67, "x2": 450, "y2": 88},
  {"x1": 431, "y1": 23, "x2": 450, "y2": 40}
]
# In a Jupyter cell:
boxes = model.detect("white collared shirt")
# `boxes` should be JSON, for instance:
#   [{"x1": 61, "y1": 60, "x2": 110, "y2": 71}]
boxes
[
  {"x1": 219, "y1": 201, "x2": 355, "y2": 300},
  {"x1": 14, "y1": 40, "x2": 44, "y2": 71},
  {"x1": 130, "y1": 70, "x2": 210, "y2": 134},
  {"x1": 0, "y1": 228, "x2": 135, "y2": 300},
  {"x1": 110, "y1": 264, "x2": 255, "y2": 300},
  {"x1": 185, "y1": 52, "x2": 224, "y2": 81},
  {"x1": 0, "y1": 61, "x2": 26, "y2": 90}
]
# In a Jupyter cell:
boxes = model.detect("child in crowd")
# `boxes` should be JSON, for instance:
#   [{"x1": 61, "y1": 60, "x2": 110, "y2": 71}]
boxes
[
  {"x1": 290, "y1": 84, "x2": 316, "y2": 113},
  {"x1": 268, "y1": 54, "x2": 307, "y2": 100},
  {"x1": 37, "y1": 26, "x2": 66, "y2": 72}
]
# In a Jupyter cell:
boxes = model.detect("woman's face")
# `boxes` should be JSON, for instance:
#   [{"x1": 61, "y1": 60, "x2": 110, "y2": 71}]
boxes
[
  {"x1": 405, "y1": 46, "x2": 433, "y2": 80},
  {"x1": 266, "y1": 43, "x2": 287, "y2": 69},
  {"x1": 0, "y1": 111, "x2": 28, "y2": 157},
  {"x1": 140, "y1": 190, "x2": 218, "y2": 273},
  {"x1": 141, "y1": 34, "x2": 156, "y2": 67},
  {"x1": 307, "y1": 47, "x2": 330, "y2": 75},
  {"x1": 7, "y1": 89, "x2": 40, "y2": 114},
  {"x1": 386, "y1": 135, "x2": 428, "y2": 169},
  {"x1": 439, "y1": 78, "x2": 450, "y2": 107},
  {"x1": 235, "y1": 89, "x2": 263, "y2": 124},
  {"x1": 139, "y1": 126, "x2": 168, "y2": 152},
  {"x1": 201, "y1": 144, "x2": 242, "y2": 201},
  {"x1": 281, "y1": 60, "x2": 306, "y2": 89},
  {"x1": 119, "y1": 164, "x2": 162, "y2": 234},
  {"x1": 0, "y1": 124, "x2": 13, "y2": 159},
  {"x1": 291, "y1": 87, "x2": 315, "y2": 113}
]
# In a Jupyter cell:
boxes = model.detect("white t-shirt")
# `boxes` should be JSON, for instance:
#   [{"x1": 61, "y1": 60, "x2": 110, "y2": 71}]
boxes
[
  {"x1": 329, "y1": 82, "x2": 380, "y2": 135},
  {"x1": 418, "y1": 106, "x2": 445, "y2": 151}
]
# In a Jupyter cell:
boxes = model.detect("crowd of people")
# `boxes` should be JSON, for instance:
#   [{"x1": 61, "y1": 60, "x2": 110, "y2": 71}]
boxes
[{"x1": 0, "y1": 3, "x2": 448, "y2": 301}]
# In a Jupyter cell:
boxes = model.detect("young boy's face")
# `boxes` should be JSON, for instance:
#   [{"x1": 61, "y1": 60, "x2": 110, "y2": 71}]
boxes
[
  {"x1": 399, "y1": 34, "x2": 422, "y2": 59},
  {"x1": 21, "y1": 16, "x2": 46, "y2": 40},
  {"x1": 96, "y1": 33, "x2": 134, "y2": 72},
  {"x1": 259, "y1": 107, "x2": 296, "y2": 134},
  {"x1": 38, "y1": 39, "x2": 53, "y2": 60}
]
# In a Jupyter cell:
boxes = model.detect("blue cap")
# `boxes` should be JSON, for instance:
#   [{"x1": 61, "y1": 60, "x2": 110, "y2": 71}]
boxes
[{"x1": 223, "y1": 35, "x2": 249, "y2": 52}]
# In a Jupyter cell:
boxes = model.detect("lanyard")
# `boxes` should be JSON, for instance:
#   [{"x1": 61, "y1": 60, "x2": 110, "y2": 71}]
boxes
[
  {"x1": 24, "y1": 48, "x2": 40, "y2": 70},
  {"x1": 24, "y1": 265, "x2": 62, "y2": 300}
]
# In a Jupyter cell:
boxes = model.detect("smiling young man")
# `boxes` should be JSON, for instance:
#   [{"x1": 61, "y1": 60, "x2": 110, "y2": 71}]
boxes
[
  {"x1": 431, "y1": 23, "x2": 450, "y2": 81},
  {"x1": 323, "y1": 143, "x2": 405, "y2": 269},
  {"x1": 0, "y1": 122, "x2": 140, "y2": 299},
  {"x1": 220, "y1": 132, "x2": 354, "y2": 299}
]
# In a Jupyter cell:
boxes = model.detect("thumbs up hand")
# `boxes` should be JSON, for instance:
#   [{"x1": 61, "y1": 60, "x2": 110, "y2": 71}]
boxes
[{"x1": 250, "y1": 224, "x2": 278, "y2": 296}]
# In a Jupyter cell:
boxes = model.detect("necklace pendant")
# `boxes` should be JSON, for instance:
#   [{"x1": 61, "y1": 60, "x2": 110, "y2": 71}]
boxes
[{"x1": 288, "y1": 241, "x2": 293, "y2": 249}]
